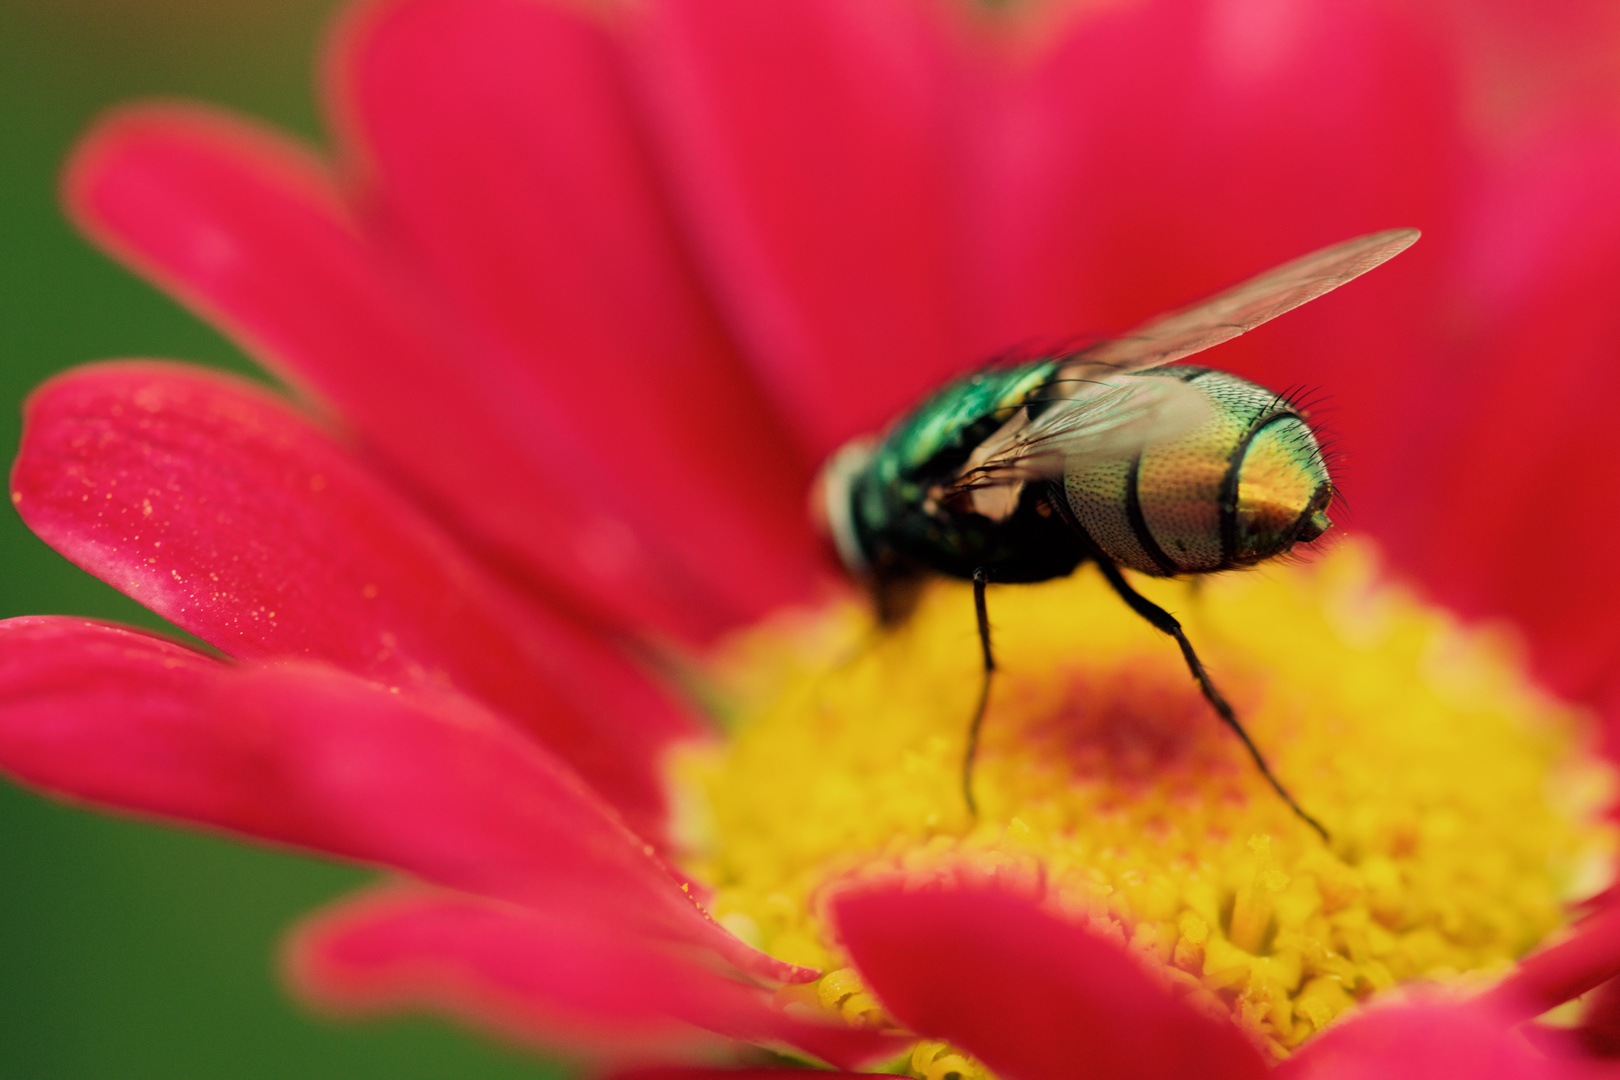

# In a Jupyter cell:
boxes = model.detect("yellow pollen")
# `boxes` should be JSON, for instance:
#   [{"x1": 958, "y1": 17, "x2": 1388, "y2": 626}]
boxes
[{"x1": 675, "y1": 540, "x2": 1614, "y2": 1062}]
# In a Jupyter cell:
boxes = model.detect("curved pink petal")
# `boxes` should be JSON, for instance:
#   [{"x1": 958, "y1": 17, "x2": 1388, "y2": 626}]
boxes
[
  {"x1": 0, "y1": 618, "x2": 289, "y2": 830},
  {"x1": 1482, "y1": 903, "x2": 1620, "y2": 1025},
  {"x1": 1573, "y1": 972, "x2": 1620, "y2": 1058},
  {"x1": 0, "y1": 618, "x2": 800, "y2": 982},
  {"x1": 290, "y1": 885, "x2": 903, "y2": 1069},
  {"x1": 62, "y1": 103, "x2": 770, "y2": 643},
  {"x1": 1276, "y1": 1002, "x2": 1557, "y2": 1080},
  {"x1": 628, "y1": 0, "x2": 970, "y2": 455},
  {"x1": 330, "y1": 0, "x2": 826, "y2": 630},
  {"x1": 831, "y1": 883, "x2": 1267, "y2": 1080},
  {"x1": 12, "y1": 361, "x2": 695, "y2": 838}
]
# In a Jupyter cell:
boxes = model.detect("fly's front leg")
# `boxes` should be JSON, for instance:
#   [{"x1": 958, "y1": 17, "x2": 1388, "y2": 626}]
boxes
[
  {"x1": 962, "y1": 566, "x2": 995, "y2": 818},
  {"x1": 1093, "y1": 558, "x2": 1330, "y2": 843}
]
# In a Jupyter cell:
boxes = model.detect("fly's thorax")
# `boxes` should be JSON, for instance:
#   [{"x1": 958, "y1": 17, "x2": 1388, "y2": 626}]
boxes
[
  {"x1": 812, "y1": 359, "x2": 1066, "y2": 584},
  {"x1": 1063, "y1": 369, "x2": 1332, "y2": 575}
]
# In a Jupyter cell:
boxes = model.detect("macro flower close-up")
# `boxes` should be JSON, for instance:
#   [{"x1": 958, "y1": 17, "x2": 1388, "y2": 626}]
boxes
[{"x1": 4, "y1": 0, "x2": 1620, "y2": 1076}]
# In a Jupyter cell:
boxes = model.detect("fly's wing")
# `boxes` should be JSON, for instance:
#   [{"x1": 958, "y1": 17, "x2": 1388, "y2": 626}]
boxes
[
  {"x1": 939, "y1": 228, "x2": 1419, "y2": 515},
  {"x1": 948, "y1": 374, "x2": 1213, "y2": 500},
  {"x1": 1081, "y1": 227, "x2": 1420, "y2": 373}
]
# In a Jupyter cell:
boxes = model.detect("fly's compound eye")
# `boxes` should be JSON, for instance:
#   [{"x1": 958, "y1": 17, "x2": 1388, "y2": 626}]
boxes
[{"x1": 1231, "y1": 416, "x2": 1333, "y2": 564}]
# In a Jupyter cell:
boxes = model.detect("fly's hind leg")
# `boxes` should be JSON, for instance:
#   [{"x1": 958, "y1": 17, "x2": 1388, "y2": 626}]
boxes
[
  {"x1": 1093, "y1": 557, "x2": 1330, "y2": 843},
  {"x1": 963, "y1": 567, "x2": 995, "y2": 818}
]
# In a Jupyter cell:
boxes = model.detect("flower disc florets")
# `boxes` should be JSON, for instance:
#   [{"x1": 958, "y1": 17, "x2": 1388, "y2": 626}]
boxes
[{"x1": 676, "y1": 541, "x2": 1613, "y2": 1062}]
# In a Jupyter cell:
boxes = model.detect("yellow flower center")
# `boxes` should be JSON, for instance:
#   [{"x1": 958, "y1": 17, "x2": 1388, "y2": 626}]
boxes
[{"x1": 673, "y1": 540, "x2": 1613, "y2": 1063}]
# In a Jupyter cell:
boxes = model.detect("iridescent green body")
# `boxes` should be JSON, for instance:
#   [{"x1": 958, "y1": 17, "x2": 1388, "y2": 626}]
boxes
[
  {"x1": 841, "y1": 359, "x2": 1079, "y2": 584},
  {"x1": 830, "y1": 361, "x2": 1333, "y2": 593}
]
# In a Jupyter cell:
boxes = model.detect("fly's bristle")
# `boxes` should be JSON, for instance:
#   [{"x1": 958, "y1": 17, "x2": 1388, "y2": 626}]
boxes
[
  {"x1": 1269, "y1": 383, "x2": 1303, "y2": 414},
  {"x1": 1326, "y1": 484, "x2": 1357, "y2": 528},
  {"x1": 1312, "y1": 437, "x2": 1345, "y2": 468},
  {"x1": 1298, "y1": 393, "x2": 1334, "y2": 415},
  {"x1": 1277, "y1": 383, "x2": 1333, "y2": 417}
]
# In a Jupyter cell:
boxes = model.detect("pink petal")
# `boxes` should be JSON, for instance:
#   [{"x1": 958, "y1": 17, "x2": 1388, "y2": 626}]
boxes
[
  {"x1": 0, "y1": 617, "x2": 281, "y2": 826},
  {"x1": 1482, "y1": 903, "x2": 1620, "y2": 1025},
  {"x1": 628, "y1": 0, "x2": 971, "y2": 455},
  {"x1": 12, "y1": 361, "x2": 694, "y2": 839},
  {"x1": 957, "y1": 0, "x2": 1468, "y2": 561},
  {"x1": 966, "y1": 0, "x2": 1465, "y2": 355},
  {"x1": 831, "y1": 883, "x2": 1267, "y2": 1080},
  {"x1": 1367, "y1": 124, "x2": 1620, "y2": 719},
  {"x1": 290, "y1": 885, "x2": 902, "y2": 1069},
  {"x1": 0, "y1": 618, "x2": 799, "y2": 982},
  {"x1": 1573, "y1": 972, "x2": 1620, "y2": 1057},
  {"x1": 62, "y1": 103, "x2": 773, "y2": 643},
  {"x1": 1276, "y1": 1002, "x2": 1557, "y2": 1080},
  {"x1": 330, "y1": 0, "x2": 826, "y2": 631}
]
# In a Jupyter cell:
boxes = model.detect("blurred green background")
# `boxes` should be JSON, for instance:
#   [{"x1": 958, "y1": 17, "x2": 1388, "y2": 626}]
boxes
[{"x1": 0, "y1": 2, "x2": 558, "y2": 1076}]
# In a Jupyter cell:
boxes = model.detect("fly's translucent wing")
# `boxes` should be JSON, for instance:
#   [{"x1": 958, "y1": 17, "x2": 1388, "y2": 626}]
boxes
[
  {"x1": 944, "y1": 375, "x2": 1212, "y2": 518},
  {"x1": 1082, "y1": 227, "x2": 1420, "y2": 373},
  {"x1": 939, "y1": 228, "x2": 1419, "y2": 515},
  {"x1": 1013, "y1": 372, "x2": 1214, "y2": 464}
]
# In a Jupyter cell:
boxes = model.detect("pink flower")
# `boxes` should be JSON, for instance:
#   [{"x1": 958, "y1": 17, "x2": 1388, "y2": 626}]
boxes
[{"x1": 4, "y1": 0, "x2": 1620, "y2": 1075}]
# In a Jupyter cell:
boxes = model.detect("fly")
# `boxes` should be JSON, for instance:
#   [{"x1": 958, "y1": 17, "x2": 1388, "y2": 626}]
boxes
[{"x1": 817, "y1": 229, "x2": 1421, "y2": 841}]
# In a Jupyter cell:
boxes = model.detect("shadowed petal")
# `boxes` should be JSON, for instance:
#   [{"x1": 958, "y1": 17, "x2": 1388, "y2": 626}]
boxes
[
  {"x1": 62, "y1": 103, "x2": 772, "y2": 643},
  {"x1": 331, "y1": 0, "x2": 826, "y2": 632},
  {"x1": 832, "y1": 883, "x2": 1267, "y2": 1080},
  {"x1": 1573, "y1": 971, "x2": 1620, "y2": 1057},
  {"x1": 1276, "y1": 1002, "x2": 1556, "y2": 1080},
  {"x1": 12, "y1": 361, "x2": 695, "y2": 838},
  {"x1": 290, "y1": 885, "x2": 904, "y2": 1069},
  {"x1": 0, "y1": 617, "x2": 802, "y2": 982},
  {"x1": 1482, "y1": 903, "x2": 1620, "y2": 1024},
  {"x1": 628, "y1": 0, "x2": 969, "y2": 455}
]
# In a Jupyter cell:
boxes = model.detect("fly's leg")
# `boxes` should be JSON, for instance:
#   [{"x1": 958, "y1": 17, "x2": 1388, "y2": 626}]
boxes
[
  {"x1": 1094, "y1": 557, "x2": 1330, "y2": 843},
  {"x1": 962, "y1": 566, "x2": 995, "y2": 818}
]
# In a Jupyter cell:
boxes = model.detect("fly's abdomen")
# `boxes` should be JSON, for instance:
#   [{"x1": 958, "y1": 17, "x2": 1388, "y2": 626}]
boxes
[{"x1": 1064, "y1": 369, "x2": 1332, "y2": 575}]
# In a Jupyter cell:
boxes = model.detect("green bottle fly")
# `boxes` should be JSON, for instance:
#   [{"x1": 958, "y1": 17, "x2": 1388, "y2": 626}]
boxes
[{"x1": 817, "y1": 229, "x2": 1421, "y2": 836}]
